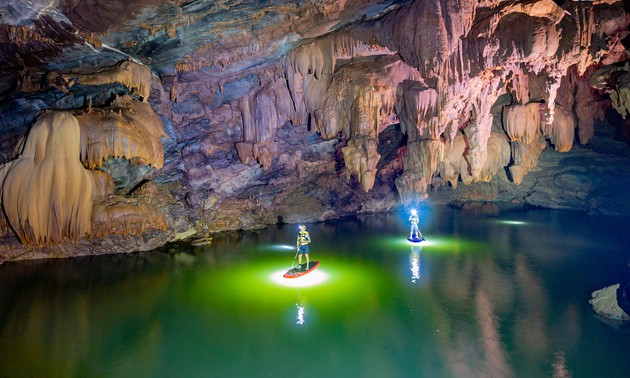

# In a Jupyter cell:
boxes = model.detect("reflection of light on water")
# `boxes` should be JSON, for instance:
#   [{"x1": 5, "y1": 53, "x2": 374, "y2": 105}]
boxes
[
  {"x1": 409, "y1": 246, "x2": 421, "y2": 283},
  {"x1": 296, "y1": 304, "x2": 305, "y2": 325},
  {"x1": 497, "y1": 220, "x2": 527, "y2": 226},
  {"x1": 269, "y1": 270, "x2": 329, "y2": 287},
  {"x1": 268, "y1": 244, "x2": 297, "y2": 251}
]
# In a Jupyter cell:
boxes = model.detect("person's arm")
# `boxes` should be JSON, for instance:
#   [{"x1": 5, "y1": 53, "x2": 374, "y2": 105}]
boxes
[{"x1": 306, "y1": 232, "x2": 311, "y2": 243}]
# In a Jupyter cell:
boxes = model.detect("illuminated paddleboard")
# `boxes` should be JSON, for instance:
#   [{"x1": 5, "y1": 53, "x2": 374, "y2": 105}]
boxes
[
  {"x1": 407, "y1": 236, "x2": 425, "y2": 243},
  {"x1": 283, "y1": 261, "x2": 320, "y2": 279}
]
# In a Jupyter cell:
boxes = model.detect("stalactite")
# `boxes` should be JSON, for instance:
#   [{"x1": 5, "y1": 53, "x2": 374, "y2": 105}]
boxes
[
  {"x1": 396, "y1": 81, "x2": 440, "y2": 142},
  {"x1": 502, "y1": 103, "x2": 544, "y2": 144},
  {"x1": 394, "y1": 137, "x2": 444, "y2": 201},
  {"x1": 479, "y1": 132, "x2": 511, "y2": 182},
  {"x1": 508, "y1": 70, "x2": 530, "y2": 104},
  {"x1": 285, "y1": 66, "x2": 308, "y2": 126},
  {"x1": 549, "y1": 105, "x2": 575, "y2": 153},
  {"x1": 0, "y1": 163, "x2": 10, "y2": 236},
  {"x1": 464, "y1": 87, "x2": 499, "y2": 181},
  {"x1": 574, "y1": 78, "x2": 603, "y2": 145},
  {"x1": 236, "y1": 79, "x2": 292, "y2": 170},
  {"x1": 342, "y1": 137, "x2": 380, "y2": 192},
  {"x1": 75, "y1": 95, "x2": 168, "y2": 170},
  {"x1": 610, "y1": 72, "x2": 630, "y2": 120},
  {"x1": 290, "y1": 37, "x2": 335, "y2": 79},
  {"x1": 91, "y1": 170, "x2": 115, "y2": 200},
  {"x1": 509, "y1": 137, "x2": 547, "y2": 185},
  {"x1": 1, "y1": 112, "x2": 95, "y2": 246},
  {"x1": 48, "y1": 60, "x2": 152, "y2": 101},
  {"x1": 438, "y1": 134, "x2": 467, "y2": 188},
  {"x1": 421, "y1": 139, "x2": 444, "y2": 182}
]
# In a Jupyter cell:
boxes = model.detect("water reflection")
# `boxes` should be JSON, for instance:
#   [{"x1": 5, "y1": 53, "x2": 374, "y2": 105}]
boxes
[
  {"x1": 296, "y1": 304, "x2": 305, "y2": 325},
  {"x1": 1, "y1": 208, "x2": 629, "y2": 377},
  {"x1": 295, "y1": 290, "x2": 307, "y2": 325},
  {"x1": 409, "y1": 244, "x2": 421, "y2": 283}
]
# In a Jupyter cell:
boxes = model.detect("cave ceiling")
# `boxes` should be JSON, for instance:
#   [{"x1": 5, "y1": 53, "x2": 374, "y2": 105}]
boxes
[{"x1": 0, "y1": 0, "x2": 409, "y2": 81}]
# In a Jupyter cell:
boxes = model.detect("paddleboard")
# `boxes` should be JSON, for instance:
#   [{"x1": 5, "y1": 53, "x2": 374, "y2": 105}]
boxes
[
  {"x1": 407, "y1": 236, "x2": 425, "y2": 243},
  {"x1": 283, "y1": 260, "x2": 320, "y2": 279}
]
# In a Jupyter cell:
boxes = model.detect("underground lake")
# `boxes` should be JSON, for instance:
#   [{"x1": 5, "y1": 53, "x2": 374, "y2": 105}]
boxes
[{"x1": 1, "y1": 206, "x2": 629, "y2": 377}]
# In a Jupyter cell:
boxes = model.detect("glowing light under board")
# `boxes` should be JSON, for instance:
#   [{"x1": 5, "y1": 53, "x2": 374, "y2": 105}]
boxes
[
  {"x1": 269, "y1": 269, "x2": 329, "y2": 287},
  {"x1": 405, "y1": 238, "x2": 438, "y2": 247}
]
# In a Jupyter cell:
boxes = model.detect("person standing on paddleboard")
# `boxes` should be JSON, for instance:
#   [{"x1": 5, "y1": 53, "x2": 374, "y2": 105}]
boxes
[
  {"x1": 296, "y1": 224, "x2": 311, "y2": 270},
  {"x1": 409, "y1": 210, "x2": 422, "y2": 239}
]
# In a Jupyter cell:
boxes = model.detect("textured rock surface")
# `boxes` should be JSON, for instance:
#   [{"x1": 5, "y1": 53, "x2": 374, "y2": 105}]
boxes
[
  {"x1": 0, "y1": 0, "x2": 629, "y2": 259},
  {"x1": 589, "y1": 284, "x2": 630, "y2": 322}
]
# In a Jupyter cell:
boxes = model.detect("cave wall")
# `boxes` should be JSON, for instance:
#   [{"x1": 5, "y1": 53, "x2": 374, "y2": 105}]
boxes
[{"x1": 0, "y1": 0, "x2": 628, "y2": 258}]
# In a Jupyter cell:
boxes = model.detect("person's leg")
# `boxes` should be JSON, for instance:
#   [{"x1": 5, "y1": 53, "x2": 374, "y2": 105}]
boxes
[
  {"x1": 305, "y1": 254, "x2": 309, "y2": 269},
  {"x1": 298, "y1": 247, "x2": 302, "y2": 267}
]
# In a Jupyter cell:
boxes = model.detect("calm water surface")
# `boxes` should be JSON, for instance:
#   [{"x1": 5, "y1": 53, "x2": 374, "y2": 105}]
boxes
[{"x1": 1, "y1": 206, "x2": 629, "y2": 377}]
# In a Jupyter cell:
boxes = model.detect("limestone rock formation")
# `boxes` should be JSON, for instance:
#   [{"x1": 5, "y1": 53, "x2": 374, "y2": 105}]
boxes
[
  {"x1": 589, "y1": 284, "x2": 630, "y2": 322},
  {"x1": 74, "y1": 95, "x2": 168, "y2": 170},
  {"x1": 1, "y1": 112, "x2": 94, "y2": 246},
  {"x1": 437, "y1": 134, "x2": 467, "y2": 189},
  {"x1": 591, "y1": 62, "x2": 630, "y2": 119},
  {"x1": 0, "y1": 0, "x2": 628, "y2": 258},
  {"x1": 49, "y1": 60, "x2": 152, "y2": 101},
  {"x1": 91, "y1": 181, "x2": 167, "y2": 238}
]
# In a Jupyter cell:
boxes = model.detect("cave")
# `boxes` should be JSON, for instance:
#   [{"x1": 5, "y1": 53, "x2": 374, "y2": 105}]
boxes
[{"x1": 0, "y1": 0, "x2": 629, "y2": 375}]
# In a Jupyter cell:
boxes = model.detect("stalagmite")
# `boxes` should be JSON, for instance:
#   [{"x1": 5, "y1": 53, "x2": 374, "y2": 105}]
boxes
[
  {"x1": 1, "y1": 112, "x2": 95, "y2": 245},
  {"x1": 75, "y1": 95, "x2": 168, "y2": 170}
]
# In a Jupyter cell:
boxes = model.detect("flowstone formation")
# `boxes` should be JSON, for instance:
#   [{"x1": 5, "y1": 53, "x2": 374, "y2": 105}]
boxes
[
  {"x1": 0, "y1": 0, "x2": 629, "y2": 259},
  {"x1": 1, "y1": 112, "x2": 94, "y2": 246},
  {"x1": 0, "y1": 60, "x2": 187, "y2": 259}
]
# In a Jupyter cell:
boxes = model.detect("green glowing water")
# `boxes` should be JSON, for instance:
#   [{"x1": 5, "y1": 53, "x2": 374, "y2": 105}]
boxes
[{"x1": 1, "y1": 207, "x2": 629, "y2": 377}]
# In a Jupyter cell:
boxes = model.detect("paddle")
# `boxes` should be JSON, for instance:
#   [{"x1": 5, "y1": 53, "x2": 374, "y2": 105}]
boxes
[{"x1": 290, "y1": 247, "x2": 300, "y2": 270}]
